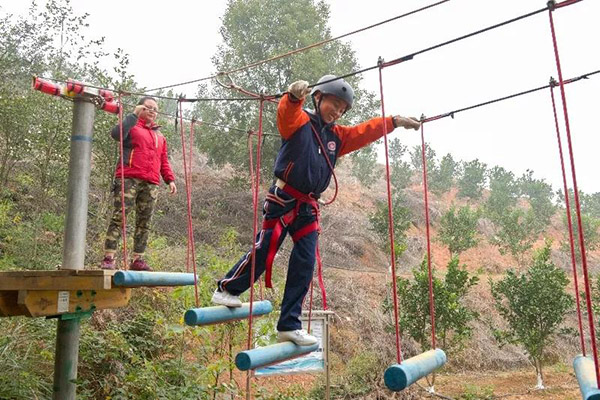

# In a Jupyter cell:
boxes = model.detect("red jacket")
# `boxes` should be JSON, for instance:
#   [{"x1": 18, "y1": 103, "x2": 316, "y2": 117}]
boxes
[
  {"x1": 274, "y1": 93, "x2": 395, "y2": 194},
  {"x1": 111, "y1": 114, "x2": 175, "y2": 185}
]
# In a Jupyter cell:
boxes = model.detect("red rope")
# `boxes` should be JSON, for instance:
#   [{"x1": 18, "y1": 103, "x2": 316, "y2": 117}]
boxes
[
  {"x1": 378, "y1": 65, "x2": 403, "y2": 364},
  {"x1": 548, "y1": 7, "x2": 598, "y2": 382},
  {"x1": 189, "y1": 120, "x2": 199, "y2": 306},
  {"x1": 308, "y1": 124, "x2": 339, "y2": 205},
  {"x1": 188, "y1": 119, "x2": 197, "y2": 282},
  {"x1": 246, "y1": 100, "x2": 265, "y2": 351},
  {"x1": 549, "y1": 83, "x2": 586, "y2": 355},
  {"x1": 555, "y1": 0, "x2": 583, "y2": 9},
  {"x1": 420, "y1": 122, "x2": 437, "y2": 350},
  {"x1": 246, "y1": 131, "x2": 265, "y2": 301},
  {"x1": 307, "y1": 280, "x2": 314, "y2": 333},
  {"x1": 245, "y1": 100, "x2": 264, "y2": 399},
  {"x1": 316, "y1": 244, "x2": 327, "y2": 309},
  {"x1": 117, "y1": 93, "x2": 128, "y2": 270},
  {"x1": 179, "y1": 101, "x2": 199, "y2": 307}
]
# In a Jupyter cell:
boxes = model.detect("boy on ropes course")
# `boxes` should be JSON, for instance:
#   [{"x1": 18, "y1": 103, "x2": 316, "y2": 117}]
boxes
[
  {"x1": 212, "y1": 76, "x2": 420, "y2": 345},
  {"x1": 100, "y1": 96, "x2": 177, "y2": 271}
]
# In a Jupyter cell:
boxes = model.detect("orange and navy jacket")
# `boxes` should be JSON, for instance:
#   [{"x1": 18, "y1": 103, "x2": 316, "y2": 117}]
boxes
[
  {"x1": 275, "y1": 93, "x2": 395, "y2": 195},
  {"x1": 111, "y1": 114, "x2": 175, "y2": 185}
]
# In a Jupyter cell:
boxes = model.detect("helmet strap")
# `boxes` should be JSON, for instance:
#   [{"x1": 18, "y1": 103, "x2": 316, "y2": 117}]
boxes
[{"x1": 312, "y1": 93, "x2": 324, "y2": 125}]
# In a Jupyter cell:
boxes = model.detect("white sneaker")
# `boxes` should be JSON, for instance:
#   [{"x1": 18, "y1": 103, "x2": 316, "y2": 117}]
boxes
[
  {"x1": 277, "y1": 329, "x2": 318, "y2": 346},
  {"x1": 211, "y1": 289, "x2": 242, "y2": 308}
]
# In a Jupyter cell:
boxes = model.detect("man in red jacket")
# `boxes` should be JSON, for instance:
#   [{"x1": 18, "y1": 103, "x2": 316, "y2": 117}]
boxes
[{"x1": 100, "y1": 96, "x2": 177, "y2": 271}]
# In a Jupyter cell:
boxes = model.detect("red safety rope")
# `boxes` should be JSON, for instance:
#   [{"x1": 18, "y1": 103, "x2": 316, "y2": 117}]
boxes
[
  {"x1": 307, "y1": 124, "x2": 339, "y2": 206},
  {"x1": 245, "y1": 100, "x2": 264, "y2": 400},
  {"x1": 117, "y1": 93, "x2": 128, "y2": 270},
  {"x1": 548, "y1": 5, "x2": 599, "y2": 384},
  {"x1": 315, "y1": 245, "x2": 327, "y2": 309},
  {"x1": 246, "y1": 99, "x2": 265, "y2": 351},
  {"x1": 189, "y1": 121, "x2": 197, "y2": 277},
  {"x1": 246, "y1": 130, "x2": 265, "y2": 301},
  {"x1": 306, "y1": 281, "x2": 314, "y2": 333},
  {"x1": 378, "y1": 65, "x2": 403, "y2": 364},
  {"x1": 420, "y1": 121, "x2": 437, "y2": 350},
  {"x1": 179, "y1": 101, "x2": 199, "y2": 307},
  {"x1": 189, "y1": 120, "x2": 199, "y2": 306},
  {"x1": 549, "y1": 81, "x2": 586, "y2": 355}
]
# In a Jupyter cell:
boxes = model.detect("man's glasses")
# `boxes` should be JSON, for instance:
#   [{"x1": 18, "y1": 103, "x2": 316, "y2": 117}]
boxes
[{"x1": 144, "y1": 106, "x2": 158, "y2": 112}]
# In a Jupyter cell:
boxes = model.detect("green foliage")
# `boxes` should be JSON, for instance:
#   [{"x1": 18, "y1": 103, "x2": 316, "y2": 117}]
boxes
[
  {"x1": 485, "y1": 166, "x2": 518, "y2": 222},
  {"x1": 458, "y1": 384, "x2": 495, "y2": 400},
  {"x1": 342, "y1": 351, "x2": 381, "y2": 396},
  {"x1": 194, "y1": 0, "x2": 379, "y2": 177},
  {"x1": 349, "y1": 143, "x2": 378, "y2": 187},
  {"x1": 581, "y1": 192, "x2": 600, "y2": 218},
  {"x1": 519, "y1": 170, "x2": 555, "y2": 232},
  {"x1": 559, "y1": 192, "x2": 600, "y2": 262},
  {"x1": 0, "y1": 318, "x2": 55, "y2": 400},
  {"x1": 389, "y1": 137, "x2": 413, "y2": 191},
  {"x1": 369, "y1": 194, "x2": 412, "y2": 255},
  {"x1": 0, "y1": 199, "x2": 64, "y2": 270},
  {"x1": 490, "y1": 208, "x2": 538, "y2": 266},
  {"x1": 457, "y1": 159, "x2": 487, "y2": 200},
  {"x1": 490, "y1": 241, "x2": 573, "y2": 386},
  {"x1": 410, "y1": 143, "x2": 436, "y2": 183},
  {"x1": 438, "y1": 204, "x2": 480, "y2": 256},
  {"x1": 385, "y1": 256, "x2": 479, "y2": 353},
  {"x1": 429, "y1": 153, "x2": 457, "y2": 195}
]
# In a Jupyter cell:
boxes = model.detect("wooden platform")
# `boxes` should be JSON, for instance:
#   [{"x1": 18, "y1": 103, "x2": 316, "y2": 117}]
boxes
[{"x1": 0, "y1": 270, "x2": 131, "y2": 318}]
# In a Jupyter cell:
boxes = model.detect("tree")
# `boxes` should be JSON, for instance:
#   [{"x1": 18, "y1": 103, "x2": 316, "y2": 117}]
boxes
[
  {"x1": 389, "y1": 137, "x2": 412, "y2": 191},
  {"x1": 429, "y1": 153, "x2": 457, "y2": 195},
  {"x1": 410, "y1": 143, "x2": 436, "y2": 183},
  {"x1": 519, "y1": 170, "x2": 555, "y2": 232},
  {"x1": 438, "y1": 204, "x2": 480, "y2": 256},
  {"x1": 386, "y1": 256, "x2": 479, "y2": 355},
  {"x1": 485, "y1": 166, "x2": 518, "y2": 223},
  {"x1": 490, "y1": 241, "x2": 573, "y2": 389},
  {"x1": 560, "y1": 212, "x2": 600, "y2": 262},
  {"x1": 490, "y1": 208, "x2": 538, "y2": 266},
  {"x1": 0, "y1": 0, "x2": 133, "y2": 268},
  {"x1": 457, "y1": 159, "x2": 487, "y2": 200},
  {"x1": 194, "y1": 0, "x2": 379, "y2": 177},
  {"x1": 369, "y1": 193, "x2": 412, "y2": 256},
  {"x1": 582, "y1": 192, "x2": 600, "y2": 218},
  {"x1": 349, "y1": 144, "x2": 378, "y2": 188}
]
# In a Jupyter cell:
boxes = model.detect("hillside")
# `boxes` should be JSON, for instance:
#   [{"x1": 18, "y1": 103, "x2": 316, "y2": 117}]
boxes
[{"x1": 142, "y1": 151, "x2": 595, "y2": 399}]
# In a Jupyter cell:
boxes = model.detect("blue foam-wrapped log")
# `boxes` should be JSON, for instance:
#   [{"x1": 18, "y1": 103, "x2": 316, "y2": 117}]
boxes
[
  {"x1": 235, "y1": 341, "x2": 319, "y2": 371},
  {"x1": 184, "y1": 300, "x2": 273, "y2": 326},
  {"x1": 384, "y1": 349, "x2": 447, "y2": 391},
  {"x1": 574, "y1": 355, "x2": 600, "y2": 400},
  {"x1": 113, "y1": 271, "x2": 198, "y2": 287}
]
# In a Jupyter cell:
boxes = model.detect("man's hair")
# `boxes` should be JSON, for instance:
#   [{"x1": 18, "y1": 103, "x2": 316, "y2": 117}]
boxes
[{"x1": 137, "y1": 96, "x2": 157, "y2": 105}]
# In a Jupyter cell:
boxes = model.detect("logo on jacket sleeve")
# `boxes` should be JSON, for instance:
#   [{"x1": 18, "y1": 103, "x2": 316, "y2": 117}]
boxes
[{"x1": 327, "y1": 141, "x2": 336, "y2": 152}]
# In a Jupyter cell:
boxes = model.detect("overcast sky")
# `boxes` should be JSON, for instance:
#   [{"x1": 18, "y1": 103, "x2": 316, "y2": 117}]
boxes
[{"x1": 4, "y1": 0, "x2": 599, "y2": 193}]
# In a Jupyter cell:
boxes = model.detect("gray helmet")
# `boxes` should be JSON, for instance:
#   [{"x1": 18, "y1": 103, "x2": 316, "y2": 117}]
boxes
[{"x1": 310, "y1": 75, "x2": 354, "y2": 110}]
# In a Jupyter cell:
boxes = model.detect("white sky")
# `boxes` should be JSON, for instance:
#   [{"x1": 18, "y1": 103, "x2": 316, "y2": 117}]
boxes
[{"x1": 3, "y1": 0, "x2": 599, "y2": 192}]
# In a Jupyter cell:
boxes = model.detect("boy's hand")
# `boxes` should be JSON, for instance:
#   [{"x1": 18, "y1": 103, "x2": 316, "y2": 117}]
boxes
[
  {"x1": 287, "y1": 80, "x2": 311, "y2": 101},
  {"x1": 393, "y1": 116, "x2": 421, "y2": 130},
  {"x1": 168, "y1": 181, "x2": 177, "y2": 194}
]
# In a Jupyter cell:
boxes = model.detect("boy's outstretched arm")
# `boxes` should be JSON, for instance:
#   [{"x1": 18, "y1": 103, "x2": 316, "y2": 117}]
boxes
[{"x1": 335, "y1": 115, "x2": 420, "y2": 157}]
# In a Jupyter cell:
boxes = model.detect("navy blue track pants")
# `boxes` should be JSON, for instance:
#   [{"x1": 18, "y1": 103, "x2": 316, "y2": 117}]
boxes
[{"x1": 218, "y1": 185, "x2": 318, "y2": 331}]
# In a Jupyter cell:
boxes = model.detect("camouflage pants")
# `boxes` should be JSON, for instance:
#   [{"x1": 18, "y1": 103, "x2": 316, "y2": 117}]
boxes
[{"x1": 104, "y1": 178, "x2": 159, "y2": 255}]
